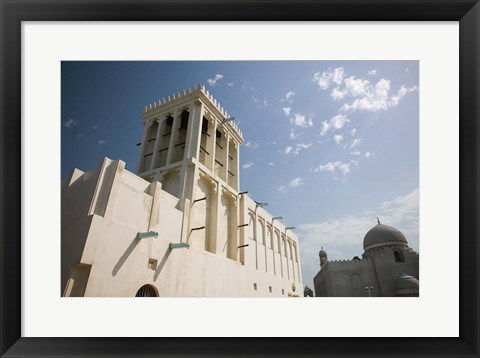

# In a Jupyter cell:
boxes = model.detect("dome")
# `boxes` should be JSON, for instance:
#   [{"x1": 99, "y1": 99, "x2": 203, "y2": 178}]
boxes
[
  {"x1": 363, "y1": 223, "x2": 408, "y2": 251},
  {"x1": 396, "y1": 273, "x2": 419, "y2": 297},
  {"x1": 319, "y1": 248, "x2": 327, "y2": 257}
]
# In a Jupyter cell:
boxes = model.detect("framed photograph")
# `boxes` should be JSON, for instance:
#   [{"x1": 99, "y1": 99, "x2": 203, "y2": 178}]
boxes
[{"x1": 1, "y1": 0, "x2": 479, "y2": 357}]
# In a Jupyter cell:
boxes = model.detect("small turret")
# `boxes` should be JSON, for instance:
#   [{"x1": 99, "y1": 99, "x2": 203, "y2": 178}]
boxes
[{"x1": 319, "y1": 247, "x2": 328, "y2": 268}]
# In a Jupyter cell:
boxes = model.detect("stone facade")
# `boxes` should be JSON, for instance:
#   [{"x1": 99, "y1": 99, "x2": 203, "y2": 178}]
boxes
[
  {"x1": 62, "y1": 85, "x2": 303, "y2": 297},
  {"x1": 313, "y1": 224, "x2": 419, "y2": 297}
]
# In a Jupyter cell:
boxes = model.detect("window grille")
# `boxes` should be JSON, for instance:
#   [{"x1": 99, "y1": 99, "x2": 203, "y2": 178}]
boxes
[{"x1": 135, "y1": 285, "x2": 157, "y2": 297}]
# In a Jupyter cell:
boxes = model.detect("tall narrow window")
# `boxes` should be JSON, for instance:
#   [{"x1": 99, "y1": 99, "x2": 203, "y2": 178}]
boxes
[
  {"x1": 180, "y1": 110, "x2": 189, "y2": 129},
  {"x1": 394, "y1": 251, "x2": 404, "y2": 262}
]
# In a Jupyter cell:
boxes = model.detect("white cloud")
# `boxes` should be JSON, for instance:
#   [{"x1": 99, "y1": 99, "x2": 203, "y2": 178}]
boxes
[
  {"x1": 314, "y1": 160, "x2": 357, "y2": 176},
  {"x1": 289, "y1": 130, "x2": 297, "y2": 140},
  {"x1": 315, "y1": 161, "x2": 341, "y2": 172},
  {"x1": 283, "y1": 107, "x2": 291, "y2": 116},
  {"x1": 315, "y1": 67, "x2": 416, "y2": 113},
  {"x1": 278, "y1": 185, "x2": 288, "y2": 194},
  {"x1": 390, "y1": 85, "x2": 418, "y2": 106},
  {"x1": 333, "y1": 67, "x2": 344, "y2": 85},
  {"x1": 63, "y1": 118, "x2": 77, "y2": 128},
  {"x1": 350, "y1": 128, "x2": 357, "y2": 136},
  {"x1": 284, "y1": 142, "x2": 313, "y2": 156},
  {"x1": 251, "y1": 95, "x2": 268, "y2": 108},
  {"x1": 339, "y1": 162, "x2": 354, "y2": 175},
  {"x1": 344, "y1": 76, "x2": 370, "y2": 97},
  {"x1": 297, "y1": 143, "x2": 313, "y2": 149},
  {"x1": 288, "y1": 177, "x2": 304, "y2": 188},
  {"x1": 331, "y1": 87, "x2": 347, "y2": 100},
  {"x1": 242, "y1": 162, "x2": 254, "y2": 169},
  {"x1": 340, "y1": 78, "x2": 417, "y2": 112},
  {"x1": 331, "y1": 115, "x2": 348, "y2": 129},
  {"x1": 319, "y1": 121, "x2": 331, "y2": 136},
  {"x1": 312, "y1": 67, "x2": 344, "y2": 90},
  {"x1": 285, "y1": 91, "x2": 295, "y2": 103},
  {"x1": 227, "y1": 82, "x2": 234, "y2": 87},
  {"x1": 244, "y1": 140, "x2": 259, "y2": 149},
  {"x1": 364, "y1": 152, "x2": 375, "y2": 158},
  {"x1": 349, "y1": 138, "x2": 362, "y2": 148},
  {"x1": 312, "y1": 72, "x2": 331, "y2": 90},
  {"x1": 98, "y1": 140, "x2": 106, "y2": 145},
  {"x1": 351, "y1": 150, "x2": 361, "y2": 156},
  {"x1": 268, "y1": 162, "x2": 275, "y2": 166},
  {"x1": 92, "y1": 125, "x2": 98, "y2": 130},
  {"x1": 207, "y1": 74, "x2": 223, "y2": 87},
  {"x1": 297, "y1": 188, "x2": 419, "y2": 286},
  {"x1": 334, "y1": 134, "x2": 344, "y2": 145},
  {"x1": 290, "y1": 113, "x2": 313, "y2": 128},
  {"x1": 320, "y1": 114, "x2": 349, "y2": 136}
]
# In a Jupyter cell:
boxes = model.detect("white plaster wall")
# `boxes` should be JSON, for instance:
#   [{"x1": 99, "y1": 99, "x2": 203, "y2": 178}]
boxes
[
  {"x1": 244, "y1": 213, "x2": 256, "y2": 269},
  {"x1": 63, "y1": 158, "x2": 303, "y2": 297},
  {"x1": 190, "y1": 177, "x2": 209, "y2": 251},
  {"x1": 157, "y1": 191, "x2": 183, "y2": 241},
  {"x1": 217, "y1": 193, "x2": 229, "y2": 258}
]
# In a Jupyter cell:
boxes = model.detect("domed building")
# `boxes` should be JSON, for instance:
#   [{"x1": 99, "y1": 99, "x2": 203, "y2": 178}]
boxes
[{"x1": 313, "y1": 221, "x2": 419, "y2": 297}]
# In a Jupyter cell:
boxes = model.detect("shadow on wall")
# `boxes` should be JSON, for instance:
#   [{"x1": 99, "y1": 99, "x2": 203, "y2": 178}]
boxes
[
  {"x1": 112, "y1": 237, "x2": 140, "y2": 277},
  {"x1": 154, "y1": 248, "x2": 172, "y2": 281}
]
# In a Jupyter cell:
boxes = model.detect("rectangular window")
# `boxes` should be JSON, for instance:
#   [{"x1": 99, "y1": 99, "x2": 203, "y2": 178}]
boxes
[
  {"x1": 253, "y1": 283, "x2": 257, "y2": 290},
  {"x1": 148, "y1": 258, "x2": 158, "y2": 271}
]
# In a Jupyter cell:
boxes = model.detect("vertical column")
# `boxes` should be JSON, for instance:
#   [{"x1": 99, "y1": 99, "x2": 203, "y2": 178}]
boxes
[
  {"x1": 184, "y1": 101, "x2": 204, "y2": 160},
  {"x1": 208, "y1": 181, "x2": 220, "y2": 254},
  {"x1": 136, "y1": 121, "x2": 151, "y2": 173},
  {"x1": 223, "y1": 131, "x2": 230, "y2": 183},
  {"x1": 166, "y1": 109, "x2": 180, "y2": 165},
  {"x1": 279, "y1": 234, "x2": 284, "y2": 277},
  {"x1": 270, "y1": 226, "x2": 276, "y2": 275},
  {"x1": 236, "y1": 141, "x2": 240, "y2": 190},
  {"x1": 290, "y1": 240, "x2": 296, "y2": 281},
  {"x1": 263, "y1": 223, "x2": 268, "y2": 273},
  {"x1": 295, "y1": 243, "x2": 302, "y2": 284},
  {"x1": 285, "y1": 237, "x2": 290, "y2": 279},
  {"x1": 239, "y1": 194, "x2": 246, "y2": 265},
  {"x1": 230, "y1": 197, "x2": 238, "y2": 261},
  {"x1": 150, "y1": 118, "x2": 164, "y2": 170},
  {"x1": 207, "y1": 117, "x2": 217, "y2": 172},
  {"x1": 254, "y1": 209, "x2": 258, "y2": 270}
]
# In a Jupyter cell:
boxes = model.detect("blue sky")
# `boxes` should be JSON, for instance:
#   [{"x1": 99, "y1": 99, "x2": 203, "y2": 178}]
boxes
[{"x1": 62, "y1": 61, "x2": 419, "y2": 290}]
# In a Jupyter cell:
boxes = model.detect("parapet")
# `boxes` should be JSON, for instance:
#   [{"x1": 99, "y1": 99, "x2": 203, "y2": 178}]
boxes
[
  {"x1": 328, "y1": 257, "x2": 373, "y2": 271},
  {"x1": 142, "y1": 84, "x2": 243, "y2": 141}
]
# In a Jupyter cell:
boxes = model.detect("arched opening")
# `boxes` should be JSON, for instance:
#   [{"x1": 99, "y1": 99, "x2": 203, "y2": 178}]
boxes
[
  {"x1": 394, "y1": 250, "x2": 405, "y2": 262},
  {"x1": 135, "y1": 284, "x2": 158, "y2": 297}
]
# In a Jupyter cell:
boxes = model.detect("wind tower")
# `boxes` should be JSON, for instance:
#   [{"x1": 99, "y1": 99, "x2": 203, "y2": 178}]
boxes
[{"x1": 137, "y1": 84, "x2": 244, "y2": 258}]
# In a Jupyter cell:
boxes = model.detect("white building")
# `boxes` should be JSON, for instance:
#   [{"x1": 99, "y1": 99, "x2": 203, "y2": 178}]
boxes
[{"x1": 62, "y1": 84, "x2": 303, "y2": 297}]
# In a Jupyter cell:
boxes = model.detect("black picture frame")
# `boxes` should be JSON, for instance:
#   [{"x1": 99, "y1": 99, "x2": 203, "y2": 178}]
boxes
[{"x1": 1, "y1": 0, "x2": 479, "y2": 357}]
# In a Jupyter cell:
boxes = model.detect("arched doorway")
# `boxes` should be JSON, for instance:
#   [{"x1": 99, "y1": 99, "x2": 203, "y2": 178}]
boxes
[{"x1": 135, "y1": 284, "x2": 158, "y2": 297}]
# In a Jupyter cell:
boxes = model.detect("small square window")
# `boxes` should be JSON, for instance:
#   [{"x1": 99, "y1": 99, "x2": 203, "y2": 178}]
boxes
[
  {"x1": 148, "y1": 258, "x2": 158, "y2": 271},
  {"x1": 253, "y1": 283, "x2": 257, "y2": 290}
]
